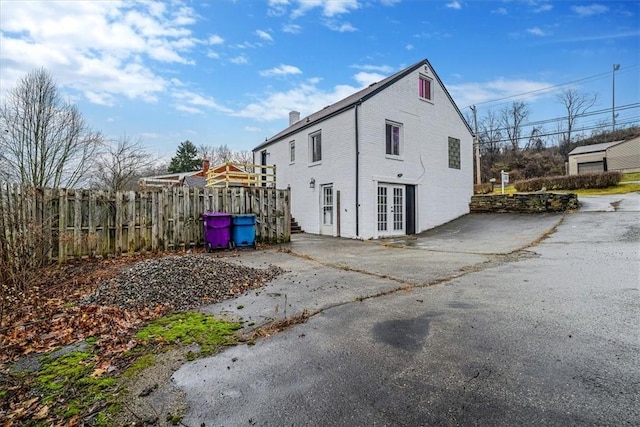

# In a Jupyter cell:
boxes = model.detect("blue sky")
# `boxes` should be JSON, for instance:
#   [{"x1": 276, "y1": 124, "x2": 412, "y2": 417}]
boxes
[{"x1": 1, "y1": 0, "x2": 638, "y2": 161}]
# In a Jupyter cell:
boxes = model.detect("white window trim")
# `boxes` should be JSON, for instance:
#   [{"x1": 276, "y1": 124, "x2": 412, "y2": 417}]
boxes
[
  {"x1": 289, "y1": 140, "x2": 296, "y2": 164},
  {"x1": 385, "y1": 120, "x2": 403, "y2": 159},
  {"x1": 419, "y1": 74, "x2": 434, "y2": 103},
  {"x1": 309, "y1": 131, "x2": 322, "y2": 165}
]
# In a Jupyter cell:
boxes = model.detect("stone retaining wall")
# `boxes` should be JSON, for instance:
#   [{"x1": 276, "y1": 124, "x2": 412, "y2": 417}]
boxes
[{"x1": 469, "y1": 193, "x2": 578, "y2": 213}]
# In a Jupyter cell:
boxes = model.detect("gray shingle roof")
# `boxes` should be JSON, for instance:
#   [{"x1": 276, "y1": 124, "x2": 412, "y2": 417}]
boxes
[
  {"x1": 182, "y1": 176, "x2": 207, "y2": 187},
  {"x1": 568, "y1": 140, "x2": 622, "y2": 156}
]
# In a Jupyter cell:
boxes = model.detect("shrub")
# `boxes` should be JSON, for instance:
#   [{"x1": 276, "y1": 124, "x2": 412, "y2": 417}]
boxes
[
  {"x1": 474, "y1": 183, "x2": 493, "y2": 194},
  {"x1": 513, "y1": 172, "x2": 621, "y2": 192}
]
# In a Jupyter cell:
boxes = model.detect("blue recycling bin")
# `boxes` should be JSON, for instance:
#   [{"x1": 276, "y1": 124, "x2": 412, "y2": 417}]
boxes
[{"x1": 231, "y1": 214, "x2": 257, "y2": 249}]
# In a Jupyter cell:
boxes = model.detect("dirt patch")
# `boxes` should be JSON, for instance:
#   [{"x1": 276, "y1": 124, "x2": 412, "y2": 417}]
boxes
[{"x1": 115, "y1": 347, "x2": 192, "y2": 427}]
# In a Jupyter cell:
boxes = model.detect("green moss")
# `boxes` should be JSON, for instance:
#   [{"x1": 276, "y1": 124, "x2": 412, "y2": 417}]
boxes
[
  {"x1": 34, "y1": 350, "x2": 118, "y2": 422},
  {"x1": 167, "y1": 412, "x2": 183, "y2": 425},
  {"x1": 123, "y1": 353, "x2": 156, "y2": 378},
  {"x1": 36, "y1": 351, "x2": 93, "y2": 392},
  {"x1": 135, "y1": 312, "x2": 242, "y2": 356}
]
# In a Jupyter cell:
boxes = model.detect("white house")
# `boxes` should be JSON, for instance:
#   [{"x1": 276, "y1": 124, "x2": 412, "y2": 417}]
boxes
[
  {"x1": 253, "y1": 59, "x2": 473, "y2": 239},
  {"x1": 567, "y1": 136, "x2": 640, "y2": 175}
]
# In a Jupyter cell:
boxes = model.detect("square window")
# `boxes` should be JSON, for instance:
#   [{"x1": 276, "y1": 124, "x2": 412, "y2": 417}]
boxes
[
  {"x1": 448, "y1": 137, "x2": 461, "y2": 169},
  {"x1": 385, "y1": 122, "x2": 401, "y2": 156},
  {"x1": 290, "y1": 140, "x2": 295, "y2": 163},
  {"x1": 310, "y1": 132, "x2": 322, "y2": 163},
  {"x1": 419, "y1": 75, "x2": 432, "y2": 101}
]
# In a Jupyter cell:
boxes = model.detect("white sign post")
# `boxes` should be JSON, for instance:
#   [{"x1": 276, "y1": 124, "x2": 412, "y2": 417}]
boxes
[{"x1": 501, "y1": 170, "x2": 509, "y2": 194}]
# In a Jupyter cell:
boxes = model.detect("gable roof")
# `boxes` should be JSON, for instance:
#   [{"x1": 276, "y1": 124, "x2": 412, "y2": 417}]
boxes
[
  {"x1": 568, "y1": 140, "x2": 623, "y2": 156},
  {"x1": 253, "y1": 58, "x2": 472, "y2": 152}
]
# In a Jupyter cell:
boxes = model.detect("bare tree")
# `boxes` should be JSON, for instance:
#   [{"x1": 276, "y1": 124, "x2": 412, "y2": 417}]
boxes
[
  {"x1": 0, "y1": 68, "x2": 102, "y2": 188},
  {"x1": 556, "y1": 88, "x2": 597, "y2": 147},
  {"x1": 91, "y1": 134, "x2": 157, "y2": 191},
  {"x1": 500, "y1": 101, "x2": 529, "y2": 152},
  {"x1": 231, "y1": 150, "x2": 253, "y2": 164},
  {"x1": 198, "y1": 144, "x2": 251, "y2": 165},
  {"x1": 524, "y1": 126, "x2": 546, "y2": 151},
  {"x1": 479, "y1": 109, "x2": 502, "y2": 157}
]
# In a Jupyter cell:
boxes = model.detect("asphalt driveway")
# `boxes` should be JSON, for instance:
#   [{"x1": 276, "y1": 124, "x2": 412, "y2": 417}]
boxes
[{"x1": 173, "y1": 193, "x2": 640, "y2": 426}]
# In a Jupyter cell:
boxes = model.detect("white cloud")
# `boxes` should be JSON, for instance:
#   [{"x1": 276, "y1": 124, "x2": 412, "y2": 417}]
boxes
[
  {"x1": 324, "y1": 20, "x2": 357, "y2": 32},
  {"x1": 170, "y1": 88, "x2": 233, "y2": 115},
  {"x1": 406, "y1": 43, "x2": 414, "y2": 50},
  {"x1": 271, "y1": 0, "x2": 360, "y2": 19},
  {"x1": 230, "y1": 55, "x2": 249, "y2": 64},
  {"x1": 572, "y1": 4, "x2": 609, "y2": 17},
  {"x1": 256, "y1": 30, "x2": 274, "y2": 41},
  {"x1": 244, "y1": 126, "x2": 262, "y2": 132},
  {"x1": 491, "y1": 7, "x2": 507, "y2": 15},
  {"x1": 208, "y1": 34, "x2": 224, "y2": 45},
  {"x1": 533, "y1": 4, "x2": 553, "y2": 13},
  {"x1": 351, "y1": 64, "x2": 395, "y2": 73},
  {"x1": 233, "y1": 74, "x2": 370, "y2": 122},
  {"x1": 322, "y1": 0, "x2": 360, "y2": 16},
  {"x1": 445, "y1": 1, "x2": 462, "y2": 10},
  {"x1": 0, "y1": 1, "x2": 201, "y2": 103},
  {"x1": 175, "y1": 104, "x2": 204, "y2": 114},
  {"x1": 527, "y1": 27, "x2": 547, "y2": 37},
  {"x1": 282, "y1": 23, "x2": 302, "y2": 33},
  {"x1": 447, "y1": 78, "x2": 554, "y2": 110},
  {"x1": 85, "y1": 91, "x2": 116, "y2": 106},
  {"x1": 260, "y1": 64, "x2": 303, "y2": 77},
  {"x1": 353, "y1": 72, "x2": 385, "y2": 86}
]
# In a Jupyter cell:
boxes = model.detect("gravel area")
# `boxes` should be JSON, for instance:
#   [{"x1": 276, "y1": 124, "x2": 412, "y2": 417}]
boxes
[{"x1": 82, "y1": 253, "x2": 285, "y2": 311}]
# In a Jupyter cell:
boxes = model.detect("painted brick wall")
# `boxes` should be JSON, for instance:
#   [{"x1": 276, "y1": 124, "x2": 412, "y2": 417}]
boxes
[
  {"x1": 261, "y1": 111, "x2": 356, "y2": 236},
  {"x1": 357, "y1": 65, "x2": 473, "y2": 238},
  {"x1": 257, "y1": 62, "x2": 473, "y2": 239}
]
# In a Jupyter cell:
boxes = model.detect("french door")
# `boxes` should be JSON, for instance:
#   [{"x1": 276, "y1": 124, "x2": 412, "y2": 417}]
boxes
[{"x1": 377, "y1": 184, "x2": 405, "y2": 236}]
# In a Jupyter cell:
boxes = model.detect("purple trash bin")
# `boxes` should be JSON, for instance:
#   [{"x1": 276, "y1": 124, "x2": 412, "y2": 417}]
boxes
[{"x1": 202, "y1": 212, "x2": 232, "y2": 251}]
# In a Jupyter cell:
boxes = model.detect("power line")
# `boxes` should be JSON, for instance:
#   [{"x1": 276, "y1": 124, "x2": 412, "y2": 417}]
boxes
[
  {"x1": 475, "y1": 102, "x2": 640, "y2": 135},
  {"x1": 478, "y1": 118, "x2": 639, "y2": 147},
  {"x1": 463, "y1": 64, "x2": 640, "y2": 110},
  {"x1": 476, "y1": 102, "x2": 640, "y2": 146}
]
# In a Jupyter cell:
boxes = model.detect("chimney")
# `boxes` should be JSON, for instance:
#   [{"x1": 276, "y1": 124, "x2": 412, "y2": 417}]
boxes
[
  {"x1": 289, "y1": 111, "x2": 300, "y2": 126},
  {"x1": 202, "y1": 159, "x2": 210, "y2": 174}
]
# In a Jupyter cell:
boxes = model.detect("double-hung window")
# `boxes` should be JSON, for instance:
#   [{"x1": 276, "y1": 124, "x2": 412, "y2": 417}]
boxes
[
  {"x1": 385, "y1": 121, "x2": 402, "y2": 157},
  {"x1": 289, "y1": 140, "x2": 295, "y2": 163},
  {"x1": 310, "y1": 131, "x2": 322, "y2": 163},
  {"x1": 419, "y1": 75, "x2": 432, "y2": 101}
]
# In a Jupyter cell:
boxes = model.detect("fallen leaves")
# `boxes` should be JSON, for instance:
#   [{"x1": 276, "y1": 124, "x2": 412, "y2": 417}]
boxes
[{"x1": 0, "y1": 254, "x2": 171, "y2": 425}]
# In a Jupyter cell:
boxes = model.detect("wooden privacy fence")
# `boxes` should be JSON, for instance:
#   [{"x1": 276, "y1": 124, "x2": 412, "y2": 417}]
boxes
[{"x1": 0, "y1": 184, "x2": 291, "y2": 262}]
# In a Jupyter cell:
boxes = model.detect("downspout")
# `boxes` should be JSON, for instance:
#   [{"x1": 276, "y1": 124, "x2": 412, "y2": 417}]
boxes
[{"x1": 355, "y1": 101, "x2": 361, "y2": 237}]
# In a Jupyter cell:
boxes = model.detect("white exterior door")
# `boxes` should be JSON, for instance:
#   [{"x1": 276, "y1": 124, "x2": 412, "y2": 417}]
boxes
[
  {"x1": 320, "y1": 184, "x2": 333, "y2": 235},
  {"x1": 377, "y1": 184, "x2": 405, "y2": 236}
]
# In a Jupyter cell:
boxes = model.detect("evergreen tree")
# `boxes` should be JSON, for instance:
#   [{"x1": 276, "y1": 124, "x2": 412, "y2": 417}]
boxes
[{"x1": 168, "y1": 140, "x2": 201, "y2": 173}]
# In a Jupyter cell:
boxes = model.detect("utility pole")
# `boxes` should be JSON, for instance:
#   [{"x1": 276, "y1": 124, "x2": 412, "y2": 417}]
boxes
[
  {"x1": 612, "y1": 64, "x2": 620, "y2": 131},
  {"x1": 471, "y1": 105, "x2": 481, "y2": 185}
]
